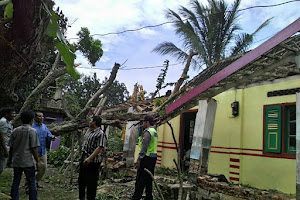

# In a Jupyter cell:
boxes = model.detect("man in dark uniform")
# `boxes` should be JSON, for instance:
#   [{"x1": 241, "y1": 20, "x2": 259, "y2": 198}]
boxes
[{"x1": 132, "y1": 115, "x2": 158, "y2": 200}]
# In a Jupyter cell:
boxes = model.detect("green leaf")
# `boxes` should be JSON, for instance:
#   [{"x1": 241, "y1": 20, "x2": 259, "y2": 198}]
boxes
[
  {"x1": 0, "y1": 192, "x2": 11, "y2": 199},
  {"x1": 46, "y1": 11, "x2": 60, "y2": 37},
  {"x1": 55, "y1": 42, "x2": 80, "y2": 79},
  {"x1": 4, "y1": 2, "x2": 13, "y2": 19},
  {"x1": 56, "y1": 30, "x2": 68, "y2": 45}
]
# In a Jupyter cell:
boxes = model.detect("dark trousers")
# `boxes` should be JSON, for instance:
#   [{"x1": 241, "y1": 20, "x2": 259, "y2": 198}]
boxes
[
  {"x1": 11, "y1": 166, "x2": 37, "y2": 200},
  {"x1": 78, "y1": 162, "x2": 100, "y2": 200},
  {"x1": 132, "y1": 156, "x2": 157, "y2": 200}
]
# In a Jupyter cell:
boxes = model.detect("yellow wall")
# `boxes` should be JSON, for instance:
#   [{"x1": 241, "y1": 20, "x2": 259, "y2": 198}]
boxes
[
  {"x1": 134, "y1": 105, "x2": 199, "y2": 168},
  {"x1": 208, "y1": 77, "x2": 299, "y2": 194}
]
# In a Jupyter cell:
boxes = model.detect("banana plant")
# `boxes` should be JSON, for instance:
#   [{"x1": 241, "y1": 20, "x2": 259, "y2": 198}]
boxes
[
  {"x1": 1, "y1": 0, "x2": 13, "y2": 19},
  {"x1": 44, "y1": 5, "x2": 80, "y2": 79}
]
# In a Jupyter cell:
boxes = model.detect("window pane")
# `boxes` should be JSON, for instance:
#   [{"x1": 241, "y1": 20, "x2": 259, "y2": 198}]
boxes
[
  {"x1": 290, "y1": 123, "x2": 296, "y2": 136},
  {"x1": 289, "y1": 137, "x2": 296, "y2": 151},
  {"x1": 289, "y1": 107, "x2": 296, "y2": 121}
]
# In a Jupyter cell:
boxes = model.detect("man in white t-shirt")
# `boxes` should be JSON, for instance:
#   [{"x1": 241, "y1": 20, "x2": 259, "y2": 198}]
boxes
[{"x1": 0, "y1": 107, "x2": 16, "y2": 174}]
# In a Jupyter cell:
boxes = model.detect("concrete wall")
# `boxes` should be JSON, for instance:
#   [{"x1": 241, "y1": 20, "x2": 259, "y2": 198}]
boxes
[{"x1": 296, "y1": 92, "x2": 300, "y2": 199}]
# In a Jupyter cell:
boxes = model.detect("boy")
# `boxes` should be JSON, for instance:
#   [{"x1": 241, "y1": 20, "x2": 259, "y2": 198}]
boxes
[{"x1": 8, "y1": 110, "x2": 40, "y2": 200}]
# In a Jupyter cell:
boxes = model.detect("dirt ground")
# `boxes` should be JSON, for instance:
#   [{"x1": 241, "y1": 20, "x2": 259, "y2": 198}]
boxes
[
  {"x1": 0, "y1": 166, "x2": 296, "y2": 200},
  {"x1": 0, "y1": 167, "x2": 78, "y2": 200}
]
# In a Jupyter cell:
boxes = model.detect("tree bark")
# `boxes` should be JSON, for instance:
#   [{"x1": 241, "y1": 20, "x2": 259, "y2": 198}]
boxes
[
  {"x1": 172, "y1": 51, "x2": 197, "y2": 95},
  {"x1": 49, "y1": 119, "x2": 122, "y2": 135},
  {"x1": 101, "y1": 112, "x2": 152, "y2": 121},
  {"x1": 0, "y1": 0, "x2": 53, "y2": 107}
]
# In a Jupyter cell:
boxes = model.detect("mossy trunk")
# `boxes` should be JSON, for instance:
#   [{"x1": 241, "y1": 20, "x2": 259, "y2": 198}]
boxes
[{"x1": 0, "y1": 0, "x2": 53, "y2": 107}]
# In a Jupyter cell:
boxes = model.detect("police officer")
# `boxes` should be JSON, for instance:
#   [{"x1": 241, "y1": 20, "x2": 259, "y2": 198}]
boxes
[{"x1": 132, "y1": 115, "x2": 158, "y2": 200}]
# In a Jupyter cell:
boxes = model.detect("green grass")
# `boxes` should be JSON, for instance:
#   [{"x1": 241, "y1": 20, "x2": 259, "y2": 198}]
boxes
[{"x1": 0, "y1": 168, "x2": 78, "y2": 200}]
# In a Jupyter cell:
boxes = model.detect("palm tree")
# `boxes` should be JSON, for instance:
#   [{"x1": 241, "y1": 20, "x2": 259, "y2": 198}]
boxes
[{"x1": 153, "y1": 0, "x2": 271, "y2": 69}]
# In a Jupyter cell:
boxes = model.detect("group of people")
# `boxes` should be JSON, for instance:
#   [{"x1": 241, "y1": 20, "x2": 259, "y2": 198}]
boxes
[
  {"x1": 0, "y1": 108, "x2": 56, "y2": 200},
  {"x1": 0, "y1": 106, "x2": 158, "y2": 200}
]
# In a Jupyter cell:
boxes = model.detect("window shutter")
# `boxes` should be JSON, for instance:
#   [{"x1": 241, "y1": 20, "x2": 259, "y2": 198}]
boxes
[{"x1": 265, "y1": 106, "x2": 282, "y2": 153}]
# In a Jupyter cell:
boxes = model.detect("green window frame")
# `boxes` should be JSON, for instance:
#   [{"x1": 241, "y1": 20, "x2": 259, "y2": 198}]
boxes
[
  {"x1": 285, "y1": 105, "x2": 296, "y2": 153},
  {"x1": 264, "y1": 106, "x2": 281, "y2": 153},
  {"x1": 264, "y1": 103, "x2": 296, "y2": 155}
]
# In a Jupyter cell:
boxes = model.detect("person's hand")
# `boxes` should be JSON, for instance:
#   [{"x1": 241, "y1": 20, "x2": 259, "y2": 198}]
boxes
[
  {"x1": 134, "y1": 160, "x2": 140, "y2": 169},
  {"x1": 51, "y1": 136, "x2": 57, "y2": 141},
  {"x1": 83, "y1": 157, "x2": 91, "y2": 165}
]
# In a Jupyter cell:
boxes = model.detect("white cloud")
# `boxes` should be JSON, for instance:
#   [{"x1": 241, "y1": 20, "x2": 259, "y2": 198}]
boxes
[
  {"x1": 76, "y1": 67, "x2": 109, "y2": 81},
  {"x1": 99, "y1": 55, "x2": 111, "y2": 63}
]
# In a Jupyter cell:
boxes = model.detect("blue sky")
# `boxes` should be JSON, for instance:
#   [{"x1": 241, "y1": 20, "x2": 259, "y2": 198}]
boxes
[{"x1": 55, "y1": 0, "x2": 300, "y2": 96}]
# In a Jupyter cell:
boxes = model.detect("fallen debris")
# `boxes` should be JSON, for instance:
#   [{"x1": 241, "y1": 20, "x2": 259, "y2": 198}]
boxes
[{"x1": 195, "y1": 174, "x2": 295, "y2": 200}]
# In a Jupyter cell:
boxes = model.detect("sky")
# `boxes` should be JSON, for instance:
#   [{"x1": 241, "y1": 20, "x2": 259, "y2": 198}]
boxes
[{"x1": 54, "y1": 0, "x2": 300, "y2": 97}]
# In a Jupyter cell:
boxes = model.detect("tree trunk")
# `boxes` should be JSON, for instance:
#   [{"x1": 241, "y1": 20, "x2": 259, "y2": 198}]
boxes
[
  {"x1": 49, "y1": 119, "x2": 122, "y2": 135},
  {"x1": 172, "y1": 51, "x2": 197, "y2": 95},
  {"x1": 77, "y1": 63, "x2": 120, "y2": 119},
  {"x1": 0, "y1": 0, "x2": 53, "y2": 107}
]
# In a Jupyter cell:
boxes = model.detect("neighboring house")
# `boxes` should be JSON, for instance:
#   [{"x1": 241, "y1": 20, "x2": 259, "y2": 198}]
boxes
[
  {"x1": 38, "y1": 87, "x2": 66, "y2": 150},
  {"x1": 132, "y1": 18, "x2": 300, "y2": 194}
]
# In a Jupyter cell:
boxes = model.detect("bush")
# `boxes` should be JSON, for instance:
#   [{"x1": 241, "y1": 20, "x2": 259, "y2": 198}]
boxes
[
  {"x1": 48, "y1": 146, "x2": 70, "y2": 167},
  {"x1": 107, "y1": 127, "x2": 123, "y2": 153}
]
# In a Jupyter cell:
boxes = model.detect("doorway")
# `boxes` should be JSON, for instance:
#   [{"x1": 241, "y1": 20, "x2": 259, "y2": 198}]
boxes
[{"x1": 180, "y1": 111, "x2": 197, "y2": 171}]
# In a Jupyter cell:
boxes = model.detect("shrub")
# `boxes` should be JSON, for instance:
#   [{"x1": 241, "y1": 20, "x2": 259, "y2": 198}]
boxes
[
  {"x1": 107, "y1": 127, "x2": 123, "y2": 153},
  {"x1": 48, "y1": 146, "x2": 71, "y2": 167}
]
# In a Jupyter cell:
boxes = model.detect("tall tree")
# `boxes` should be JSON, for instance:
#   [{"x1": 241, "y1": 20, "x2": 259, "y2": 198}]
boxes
[
  {"x1": 77, "y1": 27, "x2": 103, "y2": 66},
  {"x1": 0, "y1": 0, "x2": 53, "y2": 107},
  {"x1": 0, "y1": 1, "x2": 104, "y2": 109},
  {"x1": 153, "y1": 0, "x2": 271, "y2": 69}
]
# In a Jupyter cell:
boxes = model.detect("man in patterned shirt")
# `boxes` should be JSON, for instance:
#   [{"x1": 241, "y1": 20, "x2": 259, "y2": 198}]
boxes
[
  {"x1": 78, "y1": 116, "x2": 107, "y2": 200},
  {"x1": 0, "y1": 107, "x2": 16, "y2": 175}
]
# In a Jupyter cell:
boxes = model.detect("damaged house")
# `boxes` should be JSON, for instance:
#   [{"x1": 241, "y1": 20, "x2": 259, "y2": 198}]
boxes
[{"x1": 103, "y1": 18, "x2": 300, "y2": 195}]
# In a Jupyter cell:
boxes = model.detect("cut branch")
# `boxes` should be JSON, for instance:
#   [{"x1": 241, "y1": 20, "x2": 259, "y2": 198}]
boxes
[
  {"x1": 95, "y1": 97, "x2": 107, "y2": 115},
  {"x1": 172, "y1": 50, "x2": 197, "y2": 95},
  {"x1": 49, "y1": 119, "x2": 122, "y2": 135},
  {"x1": 77, "y1": 63, "x2": 120, "y2": 119},
  {"x1": 19, "y1": 53, "x2": 63, "y2": 114},
  {"x1": 144, "y1": 168, "x2": 165, "y2": 200},
  {"x1": 101, "y1": 111, "x2": 158, "y2": 122}
]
